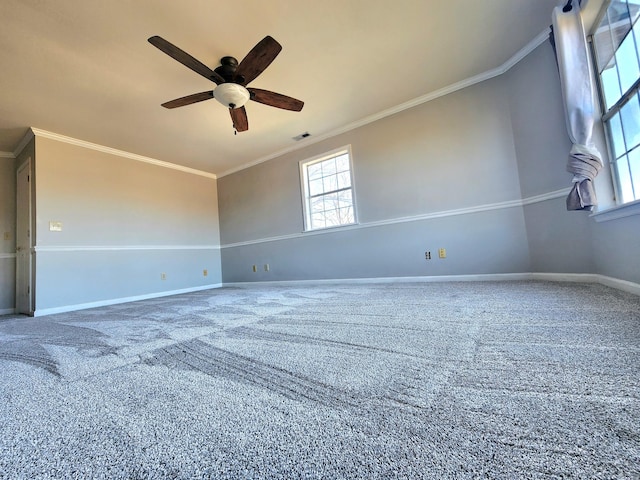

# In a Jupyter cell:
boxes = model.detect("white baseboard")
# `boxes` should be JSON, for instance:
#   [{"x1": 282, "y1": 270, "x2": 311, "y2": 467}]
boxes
[
  {"x1": 593, "y1": 274, "x2": 640, "y2": 296},
  {"x1": 0, "y1": 308, "x2": 16, "y2": 315},
  {"x1": 531, "y1": 272, "x2": 599, "y2": 283},
  {"x1": 20, "y1": 272, "x2": 640, "y2": 318},
  {"x1": 531, "y1": 272, "x2": 640, "y2": 295},
  {"x1": 33, "y1": 284, "x2": 223, "y2": 317},
  {"x1": 225, "y1": 273, "x2": 640, "y2": 296},
  {"x1": 223, "y1": 273, "x2": 533, "y2": 288}
]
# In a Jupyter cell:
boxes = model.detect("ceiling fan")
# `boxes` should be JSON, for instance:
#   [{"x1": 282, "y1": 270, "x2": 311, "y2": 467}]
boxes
[{"x1": 148, "y1": 35, "x2": 304, "y2": 133}]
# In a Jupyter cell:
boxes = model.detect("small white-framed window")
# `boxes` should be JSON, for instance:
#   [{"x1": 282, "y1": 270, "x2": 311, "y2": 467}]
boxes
[
  {"x1": 299, "y1": 146, "x2": 357, "y2": 231},
  {"x1": 591, "y1": 0, "x2": 640, "y2": 204}
]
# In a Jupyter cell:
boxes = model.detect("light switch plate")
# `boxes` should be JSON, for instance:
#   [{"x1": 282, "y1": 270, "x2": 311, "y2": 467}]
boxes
[{"x1": 49, "y1": 221, "x2": 63, "y2": 232}]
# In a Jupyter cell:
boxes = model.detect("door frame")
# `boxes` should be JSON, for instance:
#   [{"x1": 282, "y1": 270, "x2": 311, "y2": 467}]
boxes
[{"x1": 15, "y1": 158, "x2": 33, "y2": 315}]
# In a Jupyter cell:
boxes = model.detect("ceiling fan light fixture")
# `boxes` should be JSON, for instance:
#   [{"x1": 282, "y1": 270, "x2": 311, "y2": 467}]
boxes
[{"x1": 213, "y1": 83, "x2": 250, "y2": 109}]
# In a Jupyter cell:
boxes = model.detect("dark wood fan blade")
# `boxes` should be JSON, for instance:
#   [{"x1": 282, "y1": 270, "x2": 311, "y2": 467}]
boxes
[
  {"x1": 230, "y1": 106, "x2": 249, "y2": 132},
  {"x1": 148, "y1": 36, "x2": 225, "y2": 84},
  {"x1": 161, "y1": 91, "x2": 214, "y2": 109},
  {"x1": 248, "y1": 88, "x2": 304, "y2": 111},
  {"x1": 234, "y1": 36, "x2": 282, "y2": 86}
]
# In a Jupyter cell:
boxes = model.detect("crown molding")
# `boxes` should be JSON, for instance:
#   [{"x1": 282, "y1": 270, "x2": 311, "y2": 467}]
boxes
[
  {"x1": 217, "y1": 28, "x2": 551, "y2": 178},
  {"x1": 497, "y1": 28, "x2": 551, "y2": 75},
  {"x1": 31, "y1": 128, "x2": 217, "y2": 179},
  {"x1": 20, "y1": 128, "x2": 217, "y2": 179},
  {"x1": 12, "y1": 128, "x2": 35, "y2": 158}
]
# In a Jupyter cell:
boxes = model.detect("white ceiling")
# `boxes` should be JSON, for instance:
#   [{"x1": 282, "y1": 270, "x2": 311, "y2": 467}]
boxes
[{"x1": 0, "y1": 0, "x2": 602, "y2": 176}]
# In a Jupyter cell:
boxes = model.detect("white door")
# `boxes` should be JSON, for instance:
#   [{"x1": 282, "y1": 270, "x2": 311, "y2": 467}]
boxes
[{"x1": 16, "y1": 159, "x2": 32, "y2": 315}]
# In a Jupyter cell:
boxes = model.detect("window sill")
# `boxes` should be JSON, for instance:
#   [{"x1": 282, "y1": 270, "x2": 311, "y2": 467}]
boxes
[
  {"x1": 591, "y1": 199, "x2": 640, "y2": 223},
  {"x1": 303, "y1": 222, "x2": 359, "y2": 234}
]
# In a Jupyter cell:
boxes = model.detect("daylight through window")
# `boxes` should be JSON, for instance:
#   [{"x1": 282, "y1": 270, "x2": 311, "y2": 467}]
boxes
[
  {"x1": 592, "y1": 0, "x2": 640, "y2": 203},
  {"x1": 300, "y1": 147, "x2": 356, "y2": 231}
]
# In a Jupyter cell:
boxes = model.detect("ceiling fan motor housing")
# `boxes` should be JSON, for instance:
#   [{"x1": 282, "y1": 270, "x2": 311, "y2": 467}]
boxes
[{"x1": 214, "y1": 56, "x2": 240, "y2": 82}]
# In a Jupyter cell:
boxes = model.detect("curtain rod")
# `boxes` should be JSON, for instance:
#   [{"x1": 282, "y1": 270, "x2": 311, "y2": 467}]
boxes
[{"x1": 563, "y1": 0, "x2": 584, "y2": 13}]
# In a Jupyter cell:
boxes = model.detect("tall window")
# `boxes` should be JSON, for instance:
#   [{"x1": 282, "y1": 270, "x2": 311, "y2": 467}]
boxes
[
  {"x1": 592, "y1": 0, "x2": 640, "y2": 203},
  {"x1": 300, "y1": 146, "x2": 356, "y2": 231}
]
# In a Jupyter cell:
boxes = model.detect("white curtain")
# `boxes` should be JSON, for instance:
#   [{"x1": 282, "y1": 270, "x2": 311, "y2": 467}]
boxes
[{"x1": 552, "y1": 2, "x2": 603, "y2": 211}]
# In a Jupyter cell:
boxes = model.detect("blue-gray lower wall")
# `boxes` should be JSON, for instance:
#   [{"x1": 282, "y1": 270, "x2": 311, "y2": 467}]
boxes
[
  {"x1": 522, "y1": 196, "x2": 595, "y2": 274},
  {"x1": 591, "y1": 214, "x2": 640, "y2": 285},
  {"x1": 34, "y1": 248, "x2": 220, "y2": 313},
  {"x1": 222, "y1": 207, "x2": 530, "y2": 283}
]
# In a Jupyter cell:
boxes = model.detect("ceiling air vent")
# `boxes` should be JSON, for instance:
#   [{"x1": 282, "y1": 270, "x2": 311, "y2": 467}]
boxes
[{"x1": 293, "y1": 132, "x2": 311, "y2": 141}]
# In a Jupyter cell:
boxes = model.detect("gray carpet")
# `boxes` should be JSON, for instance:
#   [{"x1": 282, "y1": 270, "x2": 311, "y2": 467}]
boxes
[{"x1": 0, "y1": 280, "x2": 638, "y2": 479}]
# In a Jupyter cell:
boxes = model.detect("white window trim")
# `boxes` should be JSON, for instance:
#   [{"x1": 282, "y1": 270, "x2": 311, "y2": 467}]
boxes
[
  {"x1": 591, "y1": 197, "x2": 640, "y2": 222},
  {"x1": 299, "y1": 145, "x2": 358, "y2": 232},
  {"x1": 590, "y1": 0, "x2": 640, "y2": 206}
]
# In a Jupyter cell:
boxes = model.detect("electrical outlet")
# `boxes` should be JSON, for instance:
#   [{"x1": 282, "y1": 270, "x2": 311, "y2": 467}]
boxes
[
  {"x1": 425, "y1": 251, "x2": 431, "y2": 260},
  {"x1": 264, "y1": 264, "x2": 270, "y2": 272},
  {"x1": 161, "y1": 273, "x2": 166, "y2": 280},
  {"x1": 203, "y1": 269, "x2": 208, "y2": 277},
  {"x1": 439, "y1": 248, "x2": 446, "y2": 259},
  {"x1": 252, "y1": 265, "x2": 257, "y2": 272}
]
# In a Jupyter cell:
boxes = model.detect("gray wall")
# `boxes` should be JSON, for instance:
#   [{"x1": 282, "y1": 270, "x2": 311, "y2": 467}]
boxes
[
  {"x1": 32, "y1": 136, "x2": 222, "y2": 313},
  {"x1": 507, "y1": 44, "x2": 573, "y2": 199},
  {"x1": 219, "y1": 74, "x2": 532, "y2": 282},
  {"x1": 591, "y1": 215, "x2": 640, "y2": 284},
  {"x1": 220, "y1": 40, "x2": 639, "y2": 286},
  {"x1": 508, "y1": 42, "x2": 639, "y2": 284},
  {"x1": 506, "y1": 43, "x2": 597, "y2": 274}
]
